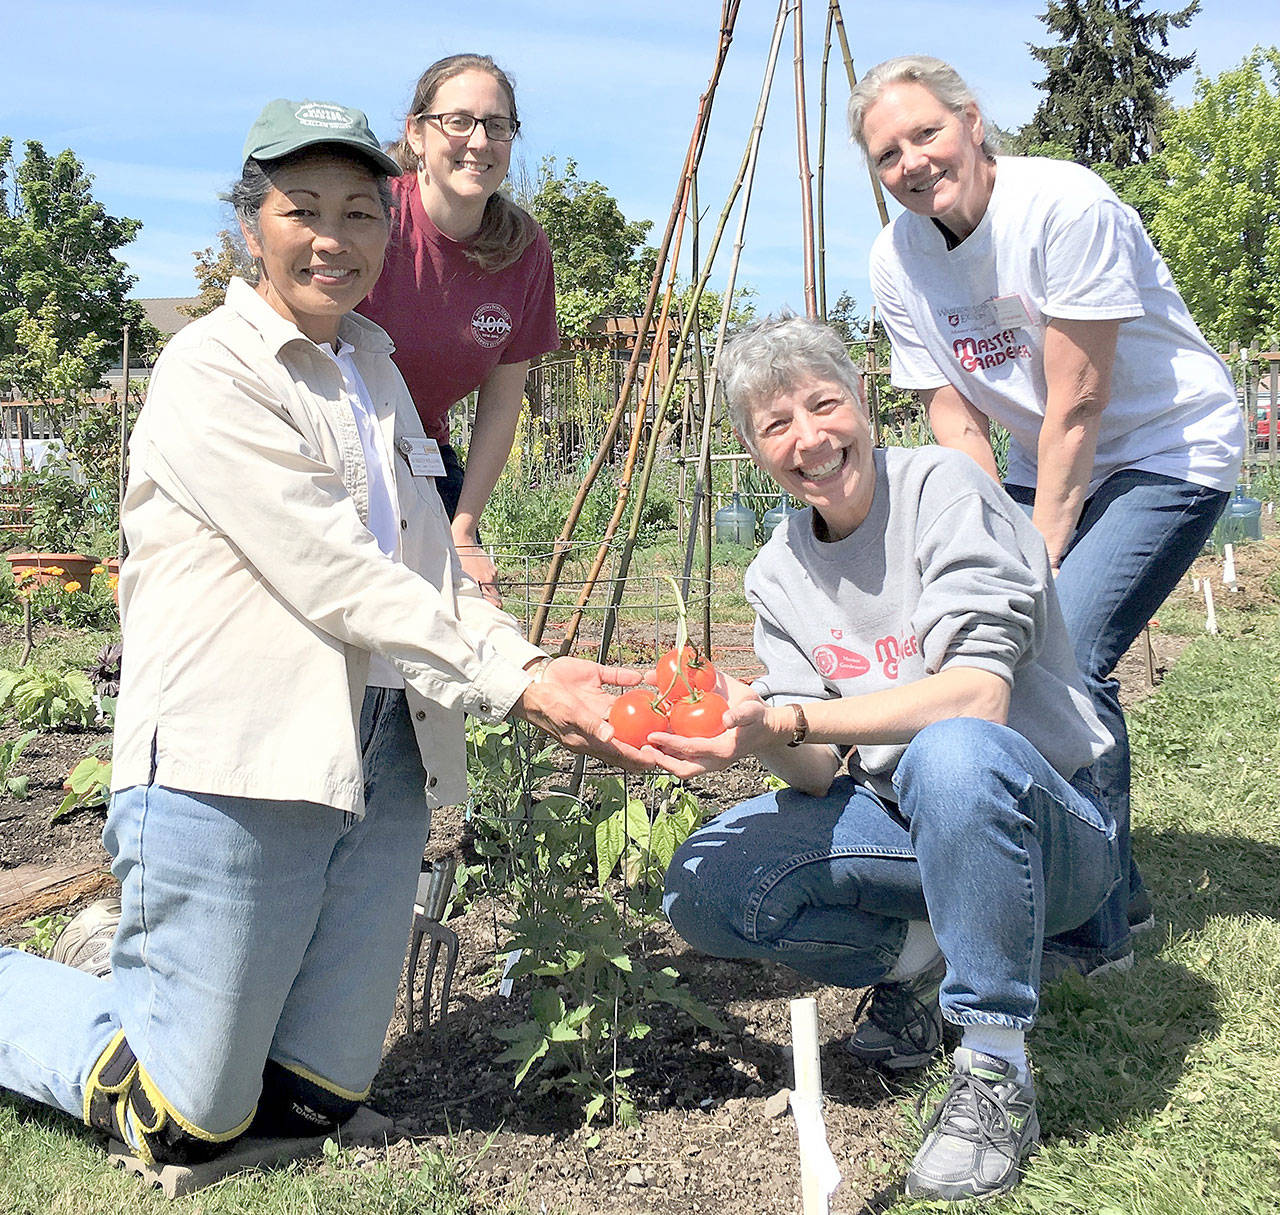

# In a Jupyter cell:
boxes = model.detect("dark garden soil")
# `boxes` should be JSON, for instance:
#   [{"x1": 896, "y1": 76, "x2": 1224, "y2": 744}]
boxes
[{"x1": 2, "y1": 523, "x2": 1277, "y2": 1213}]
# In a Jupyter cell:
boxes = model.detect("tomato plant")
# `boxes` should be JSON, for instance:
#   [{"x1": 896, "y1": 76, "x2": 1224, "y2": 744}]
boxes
[
  {"x1": 656, "y1": 644, "x2": 716, "y2": 709},
  {"x1": 667, "y1": 691, "x2": 730, "y2": 738},
  {"x1": 608, "y1": 689, "x2": 669, "y2": 748}
]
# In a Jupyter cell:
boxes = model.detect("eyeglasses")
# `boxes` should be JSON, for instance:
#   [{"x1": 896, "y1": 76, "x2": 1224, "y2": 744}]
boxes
[{"x1": 420, "y1": 112, "x2": 520, "y2": 142}]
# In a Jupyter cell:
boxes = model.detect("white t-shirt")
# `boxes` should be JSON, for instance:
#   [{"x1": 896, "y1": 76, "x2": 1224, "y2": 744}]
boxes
[
  {"x1": 329, "y1": 340, "x2": 404, "y2": 689},
  {"x1": 869, "y1": 156, "x2": 1243, "y2": 494}
]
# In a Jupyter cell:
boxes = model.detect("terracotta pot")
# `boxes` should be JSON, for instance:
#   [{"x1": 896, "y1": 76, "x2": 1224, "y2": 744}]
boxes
[{"x1": 5, "y1": 552, "x2": 100, "y2": 593}]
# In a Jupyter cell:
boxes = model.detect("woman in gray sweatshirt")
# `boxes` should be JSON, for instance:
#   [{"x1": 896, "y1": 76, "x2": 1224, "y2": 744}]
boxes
[{"x1": 653, "y1": 316, "x2": 1119, "y2": 1204}]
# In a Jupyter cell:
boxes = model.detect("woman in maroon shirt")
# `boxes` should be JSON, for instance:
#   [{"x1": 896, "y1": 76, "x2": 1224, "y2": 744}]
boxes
[{"x1": 360, "y1": 54, "x2": 560, "y2": 605}]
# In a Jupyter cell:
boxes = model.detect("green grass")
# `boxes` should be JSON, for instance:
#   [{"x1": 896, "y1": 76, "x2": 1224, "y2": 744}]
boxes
[
  {"x1": 3, "y1": 529, "x2": 1277, "y2": 1210},
  {"x1": 0, "y1": 1103, "x2": 484, "y2": 1214},
  {"x1": 889, "y1": 558, "x2": 1280, "y2": 1213}
]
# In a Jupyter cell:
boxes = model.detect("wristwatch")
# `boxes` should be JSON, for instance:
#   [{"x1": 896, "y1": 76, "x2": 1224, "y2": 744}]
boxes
[{"x1": 786, "y1": 703, "x2": 809, "y2": 747}]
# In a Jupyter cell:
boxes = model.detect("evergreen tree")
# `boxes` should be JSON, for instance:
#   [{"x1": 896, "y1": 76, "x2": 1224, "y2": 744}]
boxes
[{"x1": 1021, "y1": 0, "x2": 1200, "y2": 167}]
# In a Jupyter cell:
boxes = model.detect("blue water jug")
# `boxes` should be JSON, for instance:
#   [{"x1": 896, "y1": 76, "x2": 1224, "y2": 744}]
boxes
[
  {"x1": 714, "y1": 491, "x2": 756, "y2": 547},
  {"x1": 761, "y1": 493, "x2": 799, "y2": 541},
  {"x1": 1213, "y1": 484, "x2": 1262, "y2": 548}
]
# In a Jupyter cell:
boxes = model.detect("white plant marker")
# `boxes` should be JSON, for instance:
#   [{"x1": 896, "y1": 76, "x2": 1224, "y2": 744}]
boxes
[
  {"x1": 1204, "y1": 580, "x2": 1218, "y2": 634},
  {"x1": 1192, "y1": 576, "x2": 1201, "y2": 593},
  {"x1": 1223, "y1": 543, "x2": 1238, "y2": 591},
  {"x1": 789, "y1": 998, "x2": 841, "y2": 1213}
]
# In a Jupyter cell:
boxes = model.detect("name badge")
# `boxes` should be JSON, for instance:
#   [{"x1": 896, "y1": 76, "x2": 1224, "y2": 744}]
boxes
[
  {"x1": 397, "y1": 436, "x2": 447, "y2": 478},
  {"x1": 991, "y1": 294, "x2": 1034, "y2": 330}
]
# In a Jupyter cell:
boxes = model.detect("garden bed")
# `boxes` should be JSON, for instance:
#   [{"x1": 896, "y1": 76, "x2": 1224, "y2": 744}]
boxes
[{"x1": 1, "y1": 523, "x2": 1276, "y2": 1212}]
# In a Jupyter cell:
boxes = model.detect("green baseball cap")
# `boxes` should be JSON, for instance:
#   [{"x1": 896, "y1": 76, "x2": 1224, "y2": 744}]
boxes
[{"x1": 242, "y1": 98, "x2": 401, "y2": 175}]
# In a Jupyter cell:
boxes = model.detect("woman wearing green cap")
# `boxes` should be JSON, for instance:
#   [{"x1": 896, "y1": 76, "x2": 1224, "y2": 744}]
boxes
[{"x1": 0, "y1": 97, "x2": 645, "y2": 1167}]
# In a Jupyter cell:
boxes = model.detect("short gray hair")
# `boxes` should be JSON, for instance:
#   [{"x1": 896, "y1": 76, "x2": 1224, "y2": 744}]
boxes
[
  {"x1": 848, "y1": 55, "x2": 999, "y2": 158},
  {"x1": 718, "y1": 316, "x2": 864, "y2": 447}
]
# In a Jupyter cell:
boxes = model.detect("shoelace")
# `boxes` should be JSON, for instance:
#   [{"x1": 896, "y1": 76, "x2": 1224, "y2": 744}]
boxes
[
  {"x1": 852, "y1": 979, "x2": 937, "y2": 1051},
  {"x1": 915, "y1": 1070, "x2": 1023, "y2": 1156}
]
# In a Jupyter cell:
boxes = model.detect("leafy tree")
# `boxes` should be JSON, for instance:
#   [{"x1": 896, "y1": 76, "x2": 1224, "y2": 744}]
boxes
[
  {"x1": 1140, "y1": 49, "x2": 1280, "y2": 350},
  {"x1": 179, "y1": 228, "x2": 256, "y2": 320},
  {"x1": 1018, "y1": 0, "x2": 1200, "y2": 167},
  {"x1": 527, "y1": 157, "x2": 655, "y2": 341},
  {"x1": 0, "y1": 138, "x2": 156, "y2": 407}
]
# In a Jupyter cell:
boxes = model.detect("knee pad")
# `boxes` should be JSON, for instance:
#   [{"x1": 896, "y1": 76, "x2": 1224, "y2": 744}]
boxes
[
  {"x1": 250, "y1": 1058, "x2": 363, "y2": 1139},
  {"x1": 84, "y1": 1031, "x2": 252, "y2": 1166}
]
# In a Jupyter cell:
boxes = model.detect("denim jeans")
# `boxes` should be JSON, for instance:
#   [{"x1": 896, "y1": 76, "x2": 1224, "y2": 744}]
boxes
[
  {"x1": 1006, "y1": 471, "x2": 1228, "y2": 956},
  {"x1": 664, "y1": 719, "x2": 1120, "y2": 1028},
  {"x1": 0, "y1": 687, "x2": 430, "y2": 1136}
]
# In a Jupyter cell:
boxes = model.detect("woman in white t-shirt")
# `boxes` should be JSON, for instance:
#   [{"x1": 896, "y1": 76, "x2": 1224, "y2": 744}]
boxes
[{"x1": 849, "y1": 55, "x2": 1243, "y2": 981}]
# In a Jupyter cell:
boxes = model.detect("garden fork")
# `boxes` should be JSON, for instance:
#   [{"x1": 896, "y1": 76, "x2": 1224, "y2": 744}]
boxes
[{"x1": 405, "y1": 857, "x2": 460, "y2": 1032}]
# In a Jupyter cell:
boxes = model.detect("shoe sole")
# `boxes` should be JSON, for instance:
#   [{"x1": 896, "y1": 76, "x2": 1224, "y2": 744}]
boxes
[{"x1": 843, "y1": 1041, "x2": 938, "y2": 1071}]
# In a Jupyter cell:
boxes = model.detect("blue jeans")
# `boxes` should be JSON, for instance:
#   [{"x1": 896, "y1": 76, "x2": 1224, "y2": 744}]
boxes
[
  {"x1": 0, "y1": 687, "x2": 430, "y2": 1138},
  {"x1": 663, "y1": 719, "x2": 1120, "y2": 1028},
  {"x1": 1006, "y1": 471, "x2": 1228, "y2": 957}
]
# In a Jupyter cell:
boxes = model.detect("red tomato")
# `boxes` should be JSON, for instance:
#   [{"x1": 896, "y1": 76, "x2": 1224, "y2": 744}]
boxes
[
  {"x1": 667, "y1": 691, "x2": 730, "y2": 738},
  {"x1": 608, "y1": 689, "x2": 669, "y2": 748},
  {"x1": 656, "y1": 645, "x2": 717, "y2": 708}
]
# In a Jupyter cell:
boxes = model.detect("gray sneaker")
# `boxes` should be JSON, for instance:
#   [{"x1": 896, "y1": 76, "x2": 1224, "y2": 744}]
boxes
[
  {"x1": 906, "y1": 1047, "x2": 1039, "y2": 1202},
  {"x1": 49, "y1": 897, "x2": 120, "y2": 978},
  {"x1": 844, "y1": 955, "x2": 945, "y2": 1071}
]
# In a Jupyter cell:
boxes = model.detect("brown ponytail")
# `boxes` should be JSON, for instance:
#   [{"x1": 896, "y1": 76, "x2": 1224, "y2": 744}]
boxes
[{"x1": 395, "y1": 53, "x2": 537, "y2": 273}]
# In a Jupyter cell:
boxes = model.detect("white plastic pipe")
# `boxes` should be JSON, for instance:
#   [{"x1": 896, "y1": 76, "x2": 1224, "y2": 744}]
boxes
[
  {"x1": 789, "y1": 998, "x2": 841, "y2": 1213},
  {"x1": 1223, "y1": 543, "x2": 1238, "y2": 591},
  {"x1": 1204, "y1": 580, "x2": 1218, "y2": 634}
]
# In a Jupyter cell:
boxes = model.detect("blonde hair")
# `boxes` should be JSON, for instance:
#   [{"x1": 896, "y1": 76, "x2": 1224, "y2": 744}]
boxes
[
  {"x1": 392, "y1": 53, "x2": 536, "y2": 273},
  {"x1": 848, "y1": 55, "x2": 999, "y2": 159}
]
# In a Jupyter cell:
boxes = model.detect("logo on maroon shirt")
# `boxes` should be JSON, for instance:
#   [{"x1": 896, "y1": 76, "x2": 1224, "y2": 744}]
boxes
[
  {"x1": 812, "y1": 645, "x2": 871, "y2": 680},
  {"x1": 471, "y1": 303, "x2": 513, "y2": 348}
]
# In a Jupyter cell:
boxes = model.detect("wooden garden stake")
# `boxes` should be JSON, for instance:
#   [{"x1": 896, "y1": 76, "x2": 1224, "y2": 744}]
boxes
[
  {"x1": 528, "y1": 1, "x2": 740, "y2": 647},
  {"x1": 789, "y1": 997, "x2": 840, "y2": 1214},
  {"x1": 816, "y1": 2, "x2": 834, "y2": 318},
  {"x1": 829, "y1": 0, "x2": 890, "y2": 227},
  {"x1": 590, "y1": 0, "x2": 790, "y2": 663},
  {"x1": 791, "y1": 0, "x2": 818, "y2": 317},
  {"x1": 1203, "y1": 580, "x2": 1218, "y2": 634}
]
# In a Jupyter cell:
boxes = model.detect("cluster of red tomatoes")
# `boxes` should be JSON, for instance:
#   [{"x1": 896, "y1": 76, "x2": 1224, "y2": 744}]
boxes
[{"x1": 609, "y1": 645, "x2": 730, "y2": 747}]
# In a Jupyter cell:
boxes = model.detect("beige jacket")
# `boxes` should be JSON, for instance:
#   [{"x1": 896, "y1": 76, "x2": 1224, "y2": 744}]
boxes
[{"x1": 112, "y1": 278, "x2": 542, "y2": 814}]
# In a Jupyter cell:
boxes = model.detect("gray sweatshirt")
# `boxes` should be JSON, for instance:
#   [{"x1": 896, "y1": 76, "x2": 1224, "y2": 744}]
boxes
[{"x1": 746, "y1": 446, "x2": 1112, "y2": 800}]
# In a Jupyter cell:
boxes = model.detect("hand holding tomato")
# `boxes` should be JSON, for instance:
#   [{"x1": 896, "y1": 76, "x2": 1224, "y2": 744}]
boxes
[
  {"x1": 644, "y1": 675, "x2": 786, "y2": 779},
  {"x1": 515, "y1": 656, "x2": 654, "y2": 770}
]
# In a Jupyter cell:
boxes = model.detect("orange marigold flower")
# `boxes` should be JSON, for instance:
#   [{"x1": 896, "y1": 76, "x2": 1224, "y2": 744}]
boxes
[
  {"x1": 45, "y1": 566, "x2": 64, "y2": 576},
  {"x1": 92, "y1": 565, "x2": 107, "y2": 575},
  {"x1": 108, "y1": 575, "x2": 119, "y2": 590},
  {"x1": 63, "y1": 581, "x2": 82, "y2": 593},
  {"x1": 12, "y1": 569, "x2": 30, "y2": 581}
]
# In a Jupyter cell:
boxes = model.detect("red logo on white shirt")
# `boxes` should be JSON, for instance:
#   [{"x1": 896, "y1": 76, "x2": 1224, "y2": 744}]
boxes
[
  {"x1": 472, "y1": 303, "x2": 513, "y2": 348},
  {"x1": 812, "y1": 645, "x2": 871, "y2": 680}
]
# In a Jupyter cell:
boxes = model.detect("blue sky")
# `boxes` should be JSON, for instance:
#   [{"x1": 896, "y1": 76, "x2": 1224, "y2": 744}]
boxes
[{"x1": 4, "y1": 2, "x2": 1277, "y2": 318}]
